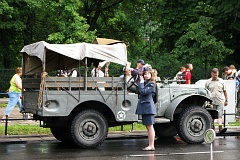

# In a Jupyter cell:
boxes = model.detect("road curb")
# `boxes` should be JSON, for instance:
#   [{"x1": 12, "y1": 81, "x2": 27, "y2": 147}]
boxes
[{"x1": 0, "y1": 131, "x2": 148, "y2": 144}]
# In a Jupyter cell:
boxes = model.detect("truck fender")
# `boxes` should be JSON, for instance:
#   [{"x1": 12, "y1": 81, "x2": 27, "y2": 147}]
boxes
[{"x1": 165, "y1": 94, "x2": 212, "y2": 121}]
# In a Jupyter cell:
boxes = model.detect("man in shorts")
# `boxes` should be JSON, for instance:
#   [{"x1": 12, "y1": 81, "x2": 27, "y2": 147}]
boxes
[{"x1": 205, "y1": 68, "x2": 228, "y2": 134}]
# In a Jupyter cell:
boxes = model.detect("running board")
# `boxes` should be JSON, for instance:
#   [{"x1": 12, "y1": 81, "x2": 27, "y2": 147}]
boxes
[{"x1": 138, "y1": 118, "x2": 170, "y2": 123}]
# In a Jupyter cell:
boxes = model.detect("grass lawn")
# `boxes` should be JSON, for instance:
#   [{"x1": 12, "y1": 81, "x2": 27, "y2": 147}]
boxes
[
  {"x1": 228, "y1": 120, "x2": 240, "y2": 126},
  {"x1": 0, "y1": 125, "x2": 51, "y2": 135},
  {"x1": 0, "y1": 123, "x2": 146, "y2": 136},
  {"x1": 0, "y1": 103, "x2": 7, "y2": 107},
  {"x1": 108, "y1": 123, "x2": 146, "y2": 132}
]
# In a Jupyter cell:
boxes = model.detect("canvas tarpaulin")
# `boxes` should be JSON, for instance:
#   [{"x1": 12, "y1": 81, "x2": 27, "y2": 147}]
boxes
[{"x1": 20, "y1": 41, "x2": 127, "y2": 75}]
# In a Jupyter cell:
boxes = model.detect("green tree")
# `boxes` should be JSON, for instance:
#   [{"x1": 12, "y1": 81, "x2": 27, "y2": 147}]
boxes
[
  {"x1": 47, "y1": 0, "x2": 96, "y2": 44},
  {"x1": 173, "y1": 16, "x2": 233, "y2": 77},
  {"x1": 0, "y1": 0, "x2": 25, "y2": 68},
  {"x1": 155, "y1": 0, "x2": 239, "y2": 69}
]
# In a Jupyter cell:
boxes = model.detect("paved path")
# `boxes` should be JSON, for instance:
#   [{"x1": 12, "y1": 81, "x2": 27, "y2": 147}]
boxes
[{"x1": 0, "y1": 98, "x2": 38, "y2": 126}]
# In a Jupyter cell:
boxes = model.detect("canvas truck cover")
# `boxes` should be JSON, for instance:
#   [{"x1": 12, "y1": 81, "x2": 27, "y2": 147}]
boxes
[{"x1": 20, "y1": 41, "x2": 127, "y2": 75}]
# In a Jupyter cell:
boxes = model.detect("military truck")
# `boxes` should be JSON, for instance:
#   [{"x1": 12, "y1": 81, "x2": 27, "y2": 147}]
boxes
[{"x1": 20, "y1": 39, "x2": 217, "y2": 148}]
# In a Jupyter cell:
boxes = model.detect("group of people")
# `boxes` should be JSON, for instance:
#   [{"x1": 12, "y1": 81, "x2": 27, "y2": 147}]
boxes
[
  {"x1": 57, "y1": 68, "x2": 80, "y2": 77},
  {"x1": 174, "y1": 63, "x2": 193, "y2": 84},
  {"x1": 174, "y1": 63, "x2": 237, "y2": 134},
  {"x1": 222, "y1": 64, "x2": 238, "y2": 80}
]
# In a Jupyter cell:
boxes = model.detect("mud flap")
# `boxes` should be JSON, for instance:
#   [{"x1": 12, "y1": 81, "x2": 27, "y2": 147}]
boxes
[{"x1": 207, "y1": 109, "x2": 218, "y2": 119}]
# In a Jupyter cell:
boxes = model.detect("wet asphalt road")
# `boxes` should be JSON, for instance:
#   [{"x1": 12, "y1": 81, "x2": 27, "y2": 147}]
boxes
[{"x1": 1, "y1": 136, "x2": 240, "y2": 160}]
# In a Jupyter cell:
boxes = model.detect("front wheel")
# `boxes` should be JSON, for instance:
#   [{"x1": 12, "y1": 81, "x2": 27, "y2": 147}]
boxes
[
  {"x1": 177, "y1": 106, "x2": 213, "y2": 144},
  {"x1": 70, "y1": 109, "x2": 108, "y2": 148}
]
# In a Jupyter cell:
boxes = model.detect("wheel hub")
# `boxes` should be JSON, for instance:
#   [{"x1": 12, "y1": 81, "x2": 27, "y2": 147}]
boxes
[
  {"x1": 82, "y1": 121, "x2": 97, "y2": 136},
  {"x1": 187, "y1": 116, "x2": 205, "y2": 136},
  {"x1": 190, "y1": 119, "x2": 203, "y2": 132}
]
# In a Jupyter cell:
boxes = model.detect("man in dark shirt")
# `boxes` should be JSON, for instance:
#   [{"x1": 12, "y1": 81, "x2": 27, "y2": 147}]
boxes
[{"x1": 130, "y1": 59, "x2": 145, "y2": 84}]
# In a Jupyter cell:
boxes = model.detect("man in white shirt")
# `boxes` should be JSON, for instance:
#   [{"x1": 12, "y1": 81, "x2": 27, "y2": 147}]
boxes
[
  {"x1": 91, "y1": 61, "x2": 109, "y2": 77},
  {"x1": 91, "y1": 61, "x2": 110, "y2": 91}
]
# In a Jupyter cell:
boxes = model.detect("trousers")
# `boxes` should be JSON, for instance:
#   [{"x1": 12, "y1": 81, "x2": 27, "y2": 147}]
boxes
[{"x1": 4, "y1": 92, "x2": 22, "y2": 116}]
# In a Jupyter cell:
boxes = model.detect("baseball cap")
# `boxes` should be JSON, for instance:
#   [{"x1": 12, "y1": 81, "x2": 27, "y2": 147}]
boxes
[
  {"x1": 143, "y1": 67, "x2": 151, "y2": 72},
  {"x1": 137, "y1": 59, "x2": 145, "y2": 65}
]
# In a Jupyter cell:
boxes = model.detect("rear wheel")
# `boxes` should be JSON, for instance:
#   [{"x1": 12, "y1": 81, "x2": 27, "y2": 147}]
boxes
[
  {"x1": 70, "y1": 109, "x2": 108, "y2": 148},
  {"x1": 177, "y1": 106, "x2": 212, "y2": 144},
  {"x1": 50, "y1": 126, "x2": 72, "y2": 143}
]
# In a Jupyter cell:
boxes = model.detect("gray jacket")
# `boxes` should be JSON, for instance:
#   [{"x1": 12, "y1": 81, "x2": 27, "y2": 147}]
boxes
[{"x1": 135, "y1": 81, "x2": 156, "y2": 115}]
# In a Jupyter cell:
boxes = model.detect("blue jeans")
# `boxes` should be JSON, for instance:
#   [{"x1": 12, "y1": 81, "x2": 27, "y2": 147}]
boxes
[{"x1": 4, "y1": 92, "x2": 23, "y2": 116}]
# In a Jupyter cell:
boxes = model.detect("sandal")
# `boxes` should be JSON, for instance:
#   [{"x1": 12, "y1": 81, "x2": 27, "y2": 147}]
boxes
[{"x1": 142, "y1": 147, "x2": 155, "y2": 151}]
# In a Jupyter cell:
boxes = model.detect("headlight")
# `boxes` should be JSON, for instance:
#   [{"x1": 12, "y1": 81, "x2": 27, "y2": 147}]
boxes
[
  {"x1": 199, "y1": 88, "x2": 207, "y2": 96},
  {"x1": 199, "y1": 88, "x2": 211, "y2": 98}
]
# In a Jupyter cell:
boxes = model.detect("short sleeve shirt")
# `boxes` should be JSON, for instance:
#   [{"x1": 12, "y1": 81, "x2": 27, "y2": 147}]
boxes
[
  {"x1": 184, "y1": 70, "x2": 192, "y2": 84},
  {"x1": 205, "y1": 77, "x2": 227, "y2": 105},
  {"x1": 91, "y1": 68, "x2": 104, "y2": 77}
]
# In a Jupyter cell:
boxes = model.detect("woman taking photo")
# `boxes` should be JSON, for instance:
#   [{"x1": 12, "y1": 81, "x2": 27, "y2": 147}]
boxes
[{"x1": 135, "y1": 68, "x2": 156, "y2": 151}]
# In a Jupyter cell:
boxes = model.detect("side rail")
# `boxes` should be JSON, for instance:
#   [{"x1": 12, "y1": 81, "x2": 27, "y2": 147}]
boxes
[
  {"x1": 44, "y1": 77, "x2": 125, "y2": 91},
  {"x1": 22, "y1": 78, "x2": 41, "y2": 90}
]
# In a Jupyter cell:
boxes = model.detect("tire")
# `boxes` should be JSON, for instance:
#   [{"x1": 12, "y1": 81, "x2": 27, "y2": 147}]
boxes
[
  {"x1": 177, "y1": 106, "x2": 213, "y2": 144},
  {"x1": 154, "y1": 123, "x2": 177, "y2": 138},
  {"x1": 50, "y1": 126, "x2": 72, "y2": 143},
  {"x1": 70, "y1": 109, "x2": 108, "y2": 148}
]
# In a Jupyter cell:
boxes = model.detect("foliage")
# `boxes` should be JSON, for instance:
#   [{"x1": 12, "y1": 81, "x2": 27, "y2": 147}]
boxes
[
  {"x1": 0, "y1": 69, "x2": 15, "y2": 95},
  {"x1": 172, "y1": 16, "x2": 233, "y2": 71},
  {"x1": 156, "y1": 0, "x2": 239, "y2": 69},
  {"x1": 47, "y1": 0, "x2": 96, "y2": 43}
]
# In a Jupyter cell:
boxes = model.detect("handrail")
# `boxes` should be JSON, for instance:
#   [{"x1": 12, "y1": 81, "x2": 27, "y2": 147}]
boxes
[{"x1": 2, "y1": 114, "x2": 33, "y2": 135}]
